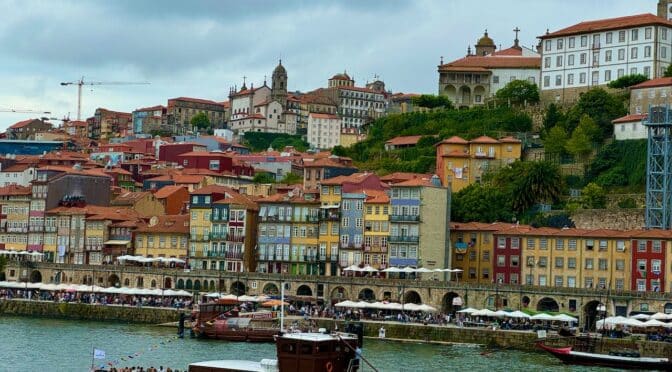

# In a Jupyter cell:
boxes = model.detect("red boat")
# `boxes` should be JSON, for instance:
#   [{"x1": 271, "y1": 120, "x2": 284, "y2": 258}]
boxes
[
  {"x1": 537, "y1": 341, "x2": 672, "y2": 370},
  {"x1": 193, "y1": 299, "x2": 280, "y2": 342}
]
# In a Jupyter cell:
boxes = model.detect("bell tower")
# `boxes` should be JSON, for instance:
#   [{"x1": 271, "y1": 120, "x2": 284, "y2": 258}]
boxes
[
  {"x1": 658, "y1": 0, "x2": 672, "y2": 20},
  {"x1": 271, "y1": 59, "x2": 288, "y2": 108}
]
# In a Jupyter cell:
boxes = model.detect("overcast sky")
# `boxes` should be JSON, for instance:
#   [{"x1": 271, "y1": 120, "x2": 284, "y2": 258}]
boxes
[{"x1": 0, "y1": 0, "x2": 653, "y2": 130}]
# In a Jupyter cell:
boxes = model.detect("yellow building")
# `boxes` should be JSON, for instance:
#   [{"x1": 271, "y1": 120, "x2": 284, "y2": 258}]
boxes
[
  {"x1": 339, "y1": 128, "x2": 366, "y2": 148},
  {"x1": 135, "y1": 215, "x2": 189, "y2": 259},
  {"x1": 435, "y1": 135, "x2": 522, "y2": 192},
  {"x1": 0, "y1": 185, "x2": 31, "y2": 252},
  {"x1": 450, "y1": 222, "x2": 514, "y2": 284},
  {"x1": 363, "y1": 190, "x2": 389, "y2": 270},
  {"x1": 318, "y1": 181, "x2": 343, "y2": 277}
]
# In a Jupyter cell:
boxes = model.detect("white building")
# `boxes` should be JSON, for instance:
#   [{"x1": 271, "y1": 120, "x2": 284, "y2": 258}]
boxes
[
  {"x1": 612, "y1": 114, "x2": 648, "y2": 140},
  {"x1": 307, "y1": 113, "x2": 341, "y2": 150},
  {"x1": 539, "y1": 13, "x2": 672, "y2": 103},
  {"x1": 0, "y1": 163, "x2": 36, "y2": 187}
]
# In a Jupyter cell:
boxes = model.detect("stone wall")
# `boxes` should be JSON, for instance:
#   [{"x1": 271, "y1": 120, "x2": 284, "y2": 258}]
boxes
[
  {"x1": 570, "y1": 209, "x2": 645, "y2": 230},
  {"x1": 606, "y1": 194, "x2": 646, "y2": 209},
  {"x1": 0, "y1": 299, "x2": 181, "y2": 324}
]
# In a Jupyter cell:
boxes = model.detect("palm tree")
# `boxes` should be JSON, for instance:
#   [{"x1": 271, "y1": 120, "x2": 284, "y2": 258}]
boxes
[{"x1": 492, "y1": 161, "x2": 563, "y2": 213}]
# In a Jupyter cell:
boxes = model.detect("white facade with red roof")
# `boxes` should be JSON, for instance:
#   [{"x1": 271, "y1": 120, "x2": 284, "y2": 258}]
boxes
[
  {"x1": 438, "y1": 31, "x2": 540, "y2": 107},
  {"x1": 539, "y1": 13, "x2": 672, "y2": 102},
  {"x1": 307, "y1": 113, "x2": 341, "y2": 150}
]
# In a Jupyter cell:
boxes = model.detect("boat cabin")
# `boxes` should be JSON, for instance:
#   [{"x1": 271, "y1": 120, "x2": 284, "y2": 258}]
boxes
[{"x1": 276, "y1": 332, "x2": 359, "y2": 372}]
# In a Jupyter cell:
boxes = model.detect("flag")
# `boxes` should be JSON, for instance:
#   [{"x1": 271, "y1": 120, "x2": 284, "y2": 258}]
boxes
[{"x1": 93, "y1": 348, "x2": 106, "y2": 360}]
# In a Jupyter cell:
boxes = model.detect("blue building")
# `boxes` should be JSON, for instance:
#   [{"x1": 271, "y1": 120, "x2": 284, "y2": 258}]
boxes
[{"x1": 339, "y1": 192, "x2": 365, "y2": 266}]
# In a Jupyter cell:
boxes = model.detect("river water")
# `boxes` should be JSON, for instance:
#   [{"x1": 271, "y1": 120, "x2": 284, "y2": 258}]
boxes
[{"x1": 0, "y1": 316, "x2": 611, "y2": 372}]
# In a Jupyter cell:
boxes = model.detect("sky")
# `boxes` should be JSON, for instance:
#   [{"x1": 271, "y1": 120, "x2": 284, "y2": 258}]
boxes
[{"x1": 0, "y1": 0, "x2": 655, "y2": 130}]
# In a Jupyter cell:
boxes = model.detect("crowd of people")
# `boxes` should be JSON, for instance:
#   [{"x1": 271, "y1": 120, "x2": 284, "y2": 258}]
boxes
[
  {"x1": 0, "y1": 288, "x2": 193, "y2": 309},
  {"x1": 101, "y1": 367, "x2": 178, "y2": 372}
]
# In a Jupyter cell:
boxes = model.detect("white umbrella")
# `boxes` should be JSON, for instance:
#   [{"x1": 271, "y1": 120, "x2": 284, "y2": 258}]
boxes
[
  {"x1": 26, "y1": 282, "x2": 42, "y2": 289},
  {"x1": 508, "y1": 310, "x2": 531, "y2": 319},
  {"x1": 360, "y1": 265, "x2": 378, "y2": 273},
  {"x1": 39, "y1": 283, "x2": 59, "y2": 291},
  {"x1": 433, "y1": 268, "x2": 446, "y2": 272},
  {"x1": 473, "y1": 309, "x2": 498, "y2": 317},
  {"x1": 382, "y1": 267, "x2": 402, "y2": 273},
  {"x1": 403, "y1": 303, "x2": 421, "y2": 311},
  {"x1": 631, "y1": 313, "x2": 651, "y2": 320},
  {"x1": 552, "y1": 314, "x2": 578, "y2": 323},
  {"x1": 414, "y1": 268, "x2": 433, "y2": 273},
  {"x1": 335, "y1": 300, "x2": 358, "y2": 308},
  {"x1": 494, "y1": 310, "x2": 511, "y2": 318},
  {"x1": 457, "y1": 307, "x2": 478, "y2": 314},
  {"x1": 643, "y1": 319, "x2": 668, "y2": 328},
  {"x1": 400, "y1": 266, "x2": 417, "y2": 273},
  {"x1": 530, "y1": 313, "x2": 555, "y2": 321},
  {"x1": 650, "y1": 312, "x2": 670, "y2": 320},
  {"x1": 343, "y1": 265, "x2": 361, "y2": 272},
  {"x1": 416, "y1": 304, "x2": 438, "y2": 312},
  {"x1": 619, "y1": 318, "x2": 646, "y2": 327},
  {"x1": 205, "y1": 292, "x2": 223, "y2": 298}
]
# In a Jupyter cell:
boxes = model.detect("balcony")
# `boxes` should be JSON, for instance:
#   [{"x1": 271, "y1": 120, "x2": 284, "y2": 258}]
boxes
[
  {"x1": 7, "y1": 227, "x2": 28, "y2": 233},
  {"x1": 319, "y1": 212, "x2": 340, "y2": 221},
  {"x1": 390, "y1": 215, "x2": 420, "y2": 223},
  {"x1": 227, "y1": 235, "x2": 245, "y2": 243},
  {"x1": 303, "y1": 255, "x2": 318, "y2": 262},
  {"x1": 29, "y1": 226, "x2": 44, "y2": 232},
  {"x1": 45, "y1": 226, "x2": 57, "y2": 233},
  {"x1": 330, "y1": 254, "x2": 338, "y2": 262},
  {"x1": 225, "y1": 251, "x2": 243, "y2": 260},
  {"x1": 389, "y1": 235, "x2": 419, "y2": 243}
]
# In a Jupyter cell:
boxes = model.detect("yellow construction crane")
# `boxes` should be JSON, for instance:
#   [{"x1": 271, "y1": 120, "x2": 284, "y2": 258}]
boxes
[{"x1": 60, "y1": 77, "x2": 150, "y2": 121}]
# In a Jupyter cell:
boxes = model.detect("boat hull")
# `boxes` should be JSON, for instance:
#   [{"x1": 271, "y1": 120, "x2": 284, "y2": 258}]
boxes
[{"x1": 537, "y1": 342, "x2": 672, "y2": 370}]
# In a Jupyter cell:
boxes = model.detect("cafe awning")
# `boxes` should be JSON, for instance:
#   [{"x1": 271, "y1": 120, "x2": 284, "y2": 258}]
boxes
[{"x1": 104, "y1": 240, "x2": 131, "y2": 245}]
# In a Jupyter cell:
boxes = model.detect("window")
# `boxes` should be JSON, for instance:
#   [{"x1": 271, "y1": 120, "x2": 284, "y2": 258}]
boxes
[
  {"x1": 638, "y1": 240, "x2": 646, "y2": 252},
  {"x1": 598, "y1": 240, "x2": 607, "y2": 251},
  {"x1": 555, "y1": 257, "x2": 564, "y2": 268},
  {"x1": 511, "y1": 238, "x2": 520, "y2": 249},
  {"x1": 557, "y1": 39, "x2": 563, "y2": 49},
  {"x1": 664, "y1": 28, "x2": 669, "y2": 40},
  {"x1": 653, "y1": 259, "x2": 662, "y2": 274},
  {"x1": 653, "y1": 240, "x2": 662, "y2": 252},
  {"x1": 568, "y1": 54, "x2": 574, "y2": 66},
  {"x1": 618, "y1": 48, "x2": 625, "y2": 61},
  {"x1": 663, "y1": 47, "x2": 668, "y2": 59},
  {"x1": 497, "y1": 237, "x2": 506, "y2": 249},
  {"x1": 497, "y1": 255, "x2": 505, "y2": 267},
  {"x1": 644, "y1": 66, "x2": 651, "y2": 78},
  {"x1": 544, "y1": 57, "x2": 551, "y2": 68},
  {"x1": 631, "y1": 47, "x2": 638, "y2": 59},
  {"x1": 591, "y1": 71, "x2": 599, "y2": 85},
  {"x1": 630, "y1": 67, "x2": 637, "y2": 75},
  {"x1": 545, "y1": 40, "x2": 551, "y2": 51},
  {"x1": 645, "y1": 46, "x2": 651, "y2": 58},
  {"x1": 616, "y1": 240, "x2": 625, "y2": 251},
  {"x1": 492, "y1": 75, "x2": 499, "y2": 84},
  {"x1": 585, "y1": 277, "x2": 594, "y2": 288},
  {"x1": 556, "y1": 239, "x2": 564, "y2": 250},
  {"x1": 568, "y1": 257, "x2": 576, "y2": 269},
  {"x1": 604, "y1": 70, "x2": 611, "y2": 82},
  {"x1": 511, "y1": 256, "x2": 519, "y2": 267},
  {"x1": 645, "y1": 27, "x2": 652, "y2": 40},
  {"x1": 555, "y1": 276, "x2": 564, "y2": 287},
  {"x1": 543, "y1": 76, "x2": 550, "y2": 87},
  {"x1": 585, "y1": 258, "x2": 594, "y2": 269},
  {"x1": 618, "y1": 30, "x2": 625, "y2": 42},
  {"x1": 598, "y1": 259, "x2": 608, "y2": 270},
  {"x1": 605, "y1": 50, "x2": 612, "y2": 62},
  {"x1": 568, "y1": 239, "x2": 577, "y2": 250},
  {"x1": 581, "y1": 35, "x2": 588, "y2": 47},
  {"x1": 631, "y1": 29, "x2": 638, "y2": 41},
  {"x1": 580, "y1": 53, "x2": 586, "y2": 64},
  {"x1": 539, "y1": 275, "x2": 547, "y2": 286},
  {"x1": 592, "y1": 51, "x2": 599, "y2": 67},
  {"x1": 568, "y1": 37, "x2": 575, "y2": 48},
  {"x1": 538, "y1": 257, "x2": 547, "y2": 267},
  {"x1": 637, "y1": 279, "x2": 646, "y2": 292},
  {"x1": 637, "y1": 259, "x2": 646, "y2": 271},
  {"x1": 527, "y1": 238, "x2": 536, "y2": 250},
  {"x1": 555, "y1": 75, "x2": 562, "y2": 86},
  {"x1": 482, "y1": 250, "x2": 490, "y2": 261},
  {"x1": 606, "y1": 32, "x2": 613, "y2": 44},
  {"x1": 615, "y1": 279, "x2": 624, "y2": 290},
  {"x1": 616, "y1": 259, "x2": 625, "y2": 271},
  {"x1": 540, "y1": 238, "x2": 548, "y2": 250},
  {"x1": 556, "y1": 56, "x2": 563, "y2": 67}
]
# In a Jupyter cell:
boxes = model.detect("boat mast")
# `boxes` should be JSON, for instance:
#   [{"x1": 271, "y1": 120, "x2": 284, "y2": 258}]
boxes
[{"x1": 280, "y1": 282, "x2": 285, "y2": 332}]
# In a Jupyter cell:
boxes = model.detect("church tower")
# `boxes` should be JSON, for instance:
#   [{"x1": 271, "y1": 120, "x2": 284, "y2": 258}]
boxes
[
  {"x1": 271, "y1": 59, "x2": 288, "y2": 108},
  {"x1": 659, "y1": 0, "x2": 672, "y2": 20},
  {"x1": 475, "y1": 30, "x2": 496, "y2": 56}
]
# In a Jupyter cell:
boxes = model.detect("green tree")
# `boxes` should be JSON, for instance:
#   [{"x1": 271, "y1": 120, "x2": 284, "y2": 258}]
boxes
[
  {"x1": 564, "y1": 88, "x2": 626, "y2": 137},
  {"x1": 565, "y1": 116, "x2": 599, "y2": 161},
  {"x1": 253, "y1": 173, "x2": 275, "y2": 184},
  {"x1": 411, "y1": 94, "x2": 454, "y2": 109},
  {"x1": 280, "y1": 172, "x2": 303, "y2": 185},
  {"x1": 190, "y1": 112, "x2": 211, "y2": 131},
  {"x1": 331, "y1": 145, "x2": 347, "y2": 156},
  {"x1": 543, "y1": 103, "x2": 565, "y2": 131},
  {"x1": 543, "y1": 126, "x2": 568, "y2": 159},
  {"x1": 491, "y1": 161, "x2": 563, "y2": 213},
  {"x1": 451, "y1": 183, "x2": 514, "y2": 223},
  {"x1": 665, "y1": 64, "x2": 672, "y2": 77},
  {"x1": 607, "y1": 74, "x2": 648, "y2": 89},
  {"x1": 495, "y1": 80, "x2": 540, "y2": 105},
  {"x1": 581, "y1": 182, "x2": 607, "y2": 209}
]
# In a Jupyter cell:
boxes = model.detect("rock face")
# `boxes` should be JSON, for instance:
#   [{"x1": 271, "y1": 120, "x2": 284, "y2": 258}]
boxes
[
  {"x1": 570, "y1": 209, "x2": 644, "y2": 230},
  {"x1": 0, "y1": 300, "x2": 181, "y2": 324}
]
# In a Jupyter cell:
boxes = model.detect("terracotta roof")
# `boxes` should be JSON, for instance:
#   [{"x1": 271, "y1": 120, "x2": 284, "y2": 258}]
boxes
[
  {"x1": 64, "y1": 120, "x2": 87, "y2": 127},
  {"x1": 320, "y1": 172, "x2": 372, "y2": 186},
  {"x1": 213, "y1": 191, "x2": 258, "y2": 210},
  {"x1": 177, "y1": 151, "x2": 232, "y2": 158},
  {"x1": 491, "y1": 46, "x2": 524, "y2": 56},
  {"x1": 9, "y1": 119, "x2": 39, "y2": 129},
  {"x1": 136, "y1": 215, "x2": 189, "y2": 234},
  {"x1": 451, "y1": 222, "x2": 517, "y2": 231},
  {"x1": 385, "y1": 135, "x2": 424, "y2": 146},
  {"x1": 168, "y1": 97, "x2": 221, "y2": 106},
  {"x1": 380, "y1": 172, "x2": 433, "y2": 184},
  {"x1": 309, "y1": 113, "x2": 340, "y2": 120},
  {"x1": 436, "y1": 136, "x2": 469, "y2": 145},
  {"x1": 631, "y1": 77, "x2": 672, "y2": 89},
  {"x1": 392, "y1": 176, "x2": 441, "y2": 188},
  {"x1": 631, "y1": 229, "x2": 672, "y2": 239},
  {"x1": 112, "y1": 191, "x2": 151, "y2": 204},
  {"x1": 330, "y1": 73, "x2": 351, "y2": 81},
  {"x1": 612, "y1": 114, "x2": 647, "y2": 124},
  {"x1": 134, "y1": 105, "x2": 165, "y2": 112},
  {"x1": 190, "y1": 184, "x2": 233, "y2": 195},
  {"x1": 498, "y1": 136, "x2": 522, "y2": 143},
  {"x1": 105, "y1": 167, "x2": 132, "y2": 176},
  {"x1": 2, "y1": 163, "x2": 34, "y2": 172},
  {"x1": 0, "y1": 184, "x2": 31, "y2": 196},
  {"x1": 154, "y1": 185, "x2": 187, "y2": 199},
  {"x1": 364, "y1": 189, "x2": 389, "y2": 204},
  {"x1": 173, "y1": 174, "x2": 206, "y2": 184},
  {"x1": 540, "y1": 13, "x2": 672, "y2": 39},
  {"x1": 439, "y1": 56, "x2": 540, "y2": 71},
  {"x1": 470, "y1": 135, "x2": 499, "y2": 144},
  {"x1": 303, "y1": 157, "x2": 351, "y2": 168}
]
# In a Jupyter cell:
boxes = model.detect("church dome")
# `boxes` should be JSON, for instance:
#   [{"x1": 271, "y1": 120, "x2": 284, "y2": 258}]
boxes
[
  {"x1": 330, "y1": 72, "x2": 351, "y2": 81},
  {"x1": 476, "y1": 31, "x2": 495, "y2": 46},
  {"x1": 273, "y1": 60, "x2": 286, "y2": 75}
]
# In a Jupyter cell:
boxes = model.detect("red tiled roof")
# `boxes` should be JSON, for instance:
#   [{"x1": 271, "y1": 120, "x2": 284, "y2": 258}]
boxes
[
  {"x1": 2, "y1": 163, "x2": 34, "y2": 172},
  {"x1": 9, "y1": 119, "x2": 37, "y2": 129},
  {"x1": 470, "y1": 135, "x2": 499, "y2": 144},
  {"x1": 303, "y1": 157, "x2": 351, "y2": 168},
  {"x1": 380, "y1": 172, "x2": 432, "y2": 183},
  {"x1": 439, "y1": 55, "x2": 540, "y2": 71},
  {"x1": 631, "y1": 77, "x2": 672, "y2": 89},
  {"x1": 364, "y1": 189, "x2": 389, "y2": 203},
  {"x1": 190, "y1": 184, "x2": 233, "y2": 195},
  {"x1": 136, "y1": 215, "x2": 189, "y2": 234},
  {"x1": 436, "y1": 136, "x2": 469, "y2": 145},
  {"x1": 134, "y1": 105, "x2": 165, "y2": 112},
  {"x1": 168, "y1": 97, "x2": 220, "y2": 106},
  {"x1": 491, "y1": 47, "x2": 524, "y2": 56},
  {"x1": 392, "y1": 176, "x2": 440, "y2": 188},
  {"x1": 385, "y1": 135, "x2": 424, "y2": 146},
  {"x1": 310, "y1": 113, "x2": 340, "y2": 120},
  {"x1": 154, "y1": 185, "x2": 187, "y2": 199},
  {"x1": 541, "y1": 13, "x2": 672, "y2": 39},
  {"x1": 612, "y1": 114, "x2": 647, "y2": 123},
  {"x1": 0, "y1": 184, "x2": 31, "y2": 196}
]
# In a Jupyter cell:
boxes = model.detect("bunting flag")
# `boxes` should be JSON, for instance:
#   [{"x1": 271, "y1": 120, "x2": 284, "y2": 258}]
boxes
[{"x1": 95, "y1": 335, "x2": 181, "y2": 369}]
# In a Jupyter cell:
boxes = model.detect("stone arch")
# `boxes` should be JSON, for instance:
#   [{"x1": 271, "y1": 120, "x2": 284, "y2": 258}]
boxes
[
  {"x1": 150, "y1": 279, "x2": 157, "y2": 288},
  {"x1": 210, "y1": 280, "x2": 215, "y2": 291},
  {"x1": 176, "y1": 279, "x2": 184, "y2": 289},
  {"x1": 583, "y1": 300, "x2": 603, "y2": 331},
  {"x1": 403, "y1": 290, "x2": 422, "y2": 305},
  {"x1": 202, "y1": 280, "x2": 209, "y2": 291},
  {"x1": 537, "y1": 297, "x2": 559, "y2": 312},
  {"x1": 54, "y1": 271, "x2": 64, "y2": 284},
  {"x1": 443, "y1": 84, "x2": 457, "y2": 102},
  {"x1": 263, "y1": 283, "x2": 279, "y2": 295},
  {"x1": 473, "y1": 85, "x2": 486, "y2": 104},
  {"x1": 29, "y1": 270, "x2": 42, "y2": 283},
  {"x1": 164, "y1": 277, "x2": 172, "y2": 289},
  {"x1": 358, "y1": 288, "x2": 375, "y2": 301},
  {"x1": 297, "y1": 285, "x2": 313, "y2": 297},
  {"x1": 186, "y1": 279, "x2": 193, "y2": 290},
  {"x1": 459, "y1": 85, "x2": 471, "y2": 106},
  {"x1": 136, "y1": 277, "x2": 144, "y2": 288},
  {"x1": 521, "y1": 296, "x2": 531, "y2": 308},
  {"x1": 442, "y1": 292, "x2": 462, "y2": 314},
  {"x1": 108, "y1": 274, "x2": 120, "y2": 287},
  {"x1": 330, "y1": 286, "x2": 347, "y2": 300},
  {"x1": 124, "y1": 278, "x2": 130, "y2": 287},
  {"x1": 194, "y1": 280, "x2": 201, "y2": 291},
  {"x1": 231, "y1": 281, "x2": 246, "y2": 296}
]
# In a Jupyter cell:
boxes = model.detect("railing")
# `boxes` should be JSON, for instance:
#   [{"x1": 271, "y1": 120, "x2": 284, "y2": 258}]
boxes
[
  {"x1": 225, "y1": 251, "x2": 243, "y2": 260},
  {"x1": 319, "y1": 212, "x2": 340, "y2": 221},
  {"x1": 227, "y1": 235, "x2": 245, "y2": 243},
  {"x1": 390, "y1": 215, "x2": 420, "y2": 222},
  {"x1": 29, "y1": 226, "x2": 44, "y2": 232},
  {"x1": 7, "y1": 227, "x2": 28, "y2": 233},
  {"x1": 389, "y1": 235, "x2": 419, "y2": 243}
]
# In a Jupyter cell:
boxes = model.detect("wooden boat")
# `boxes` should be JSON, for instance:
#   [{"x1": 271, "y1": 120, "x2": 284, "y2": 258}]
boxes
[
  {"x1": 193, "y1": 299, "x2": 279, "y2": 342},
  {"x1": 537, "y1": 341, "x2": 672, "y2": 370},
  {"x1": 188, "y1": 326, "x2": 363, "y2": 372}
]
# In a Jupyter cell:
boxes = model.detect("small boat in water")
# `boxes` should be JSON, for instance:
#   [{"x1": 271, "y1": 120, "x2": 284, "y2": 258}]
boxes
[
  {"x1": 193, "y1": 299, "x2": 279, "y2": 342},
  {"x1": 537, "y1": 341, "x2": 672, "y2": 370}
]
